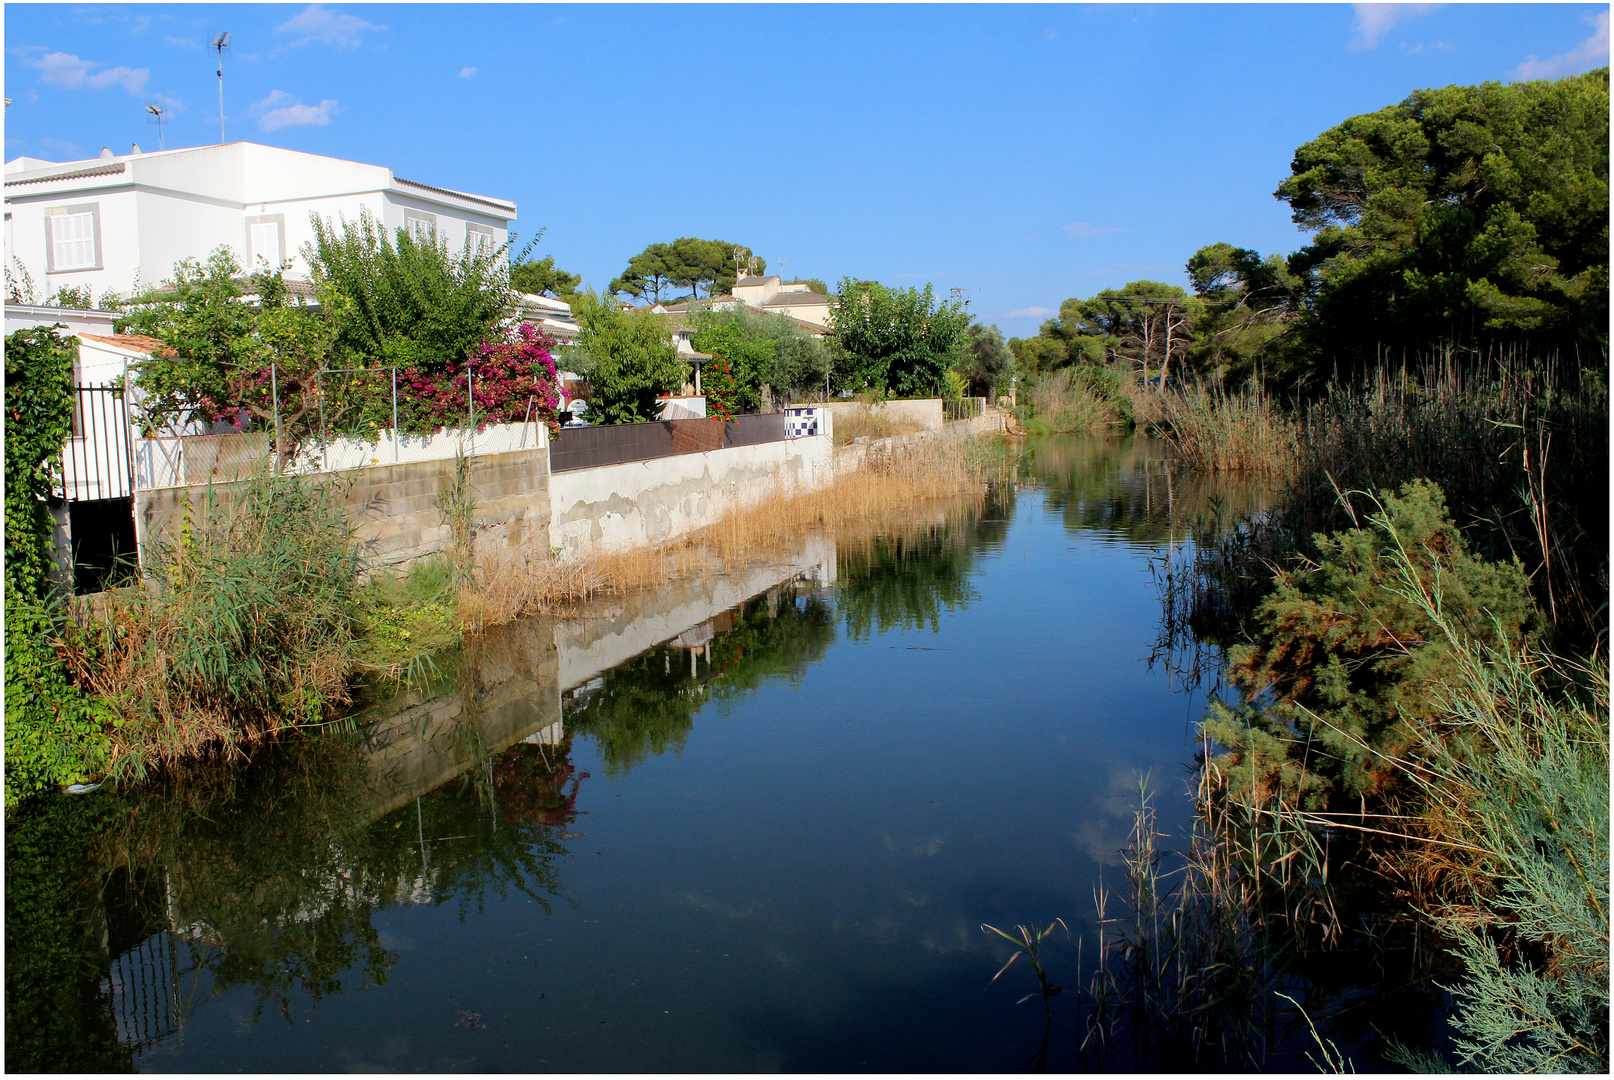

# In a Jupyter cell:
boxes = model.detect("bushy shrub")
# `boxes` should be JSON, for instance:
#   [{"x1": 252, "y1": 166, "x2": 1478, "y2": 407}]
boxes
[
  {"x1": 1024, "y1": 366, "x2": 1131, "y2": 433},
  {"x1": 1203, "y1": 480, "x2": 1537, "y2": 806}
]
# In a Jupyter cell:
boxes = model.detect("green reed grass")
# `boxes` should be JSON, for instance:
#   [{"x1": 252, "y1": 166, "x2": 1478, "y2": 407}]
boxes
[
  {"x1": 1022, "y1": 367, "x2": 1132, "y2": 434},
  {"x1": 74, "y1": 472, "x2": 359, "y2": 775}
]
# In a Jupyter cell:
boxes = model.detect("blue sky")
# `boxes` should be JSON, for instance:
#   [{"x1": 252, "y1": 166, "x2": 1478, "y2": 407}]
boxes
[{"x1": 5, "y1": 3, "x2": 1608, "y2": 337}]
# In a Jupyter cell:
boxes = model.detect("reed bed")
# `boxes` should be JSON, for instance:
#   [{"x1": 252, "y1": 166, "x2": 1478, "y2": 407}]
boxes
[
  {"x1": 1024, "y1": 367, "x2": 1133, "y2": 433},
  {"x1": 1157, "y1": 384, "x2": 1301, "y2": 475},
  {"x1": 71, "y1": 474, "x2": 359, "y2": 777}
]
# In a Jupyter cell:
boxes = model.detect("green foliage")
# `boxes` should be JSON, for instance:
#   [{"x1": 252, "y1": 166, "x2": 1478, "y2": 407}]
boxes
[
  {"x1": 949, "y1": 322, "x2": 1014, "y2": 397},
  {"x1": 118, "y1": 246, "x2": 338, "y2": 442},
  {"x1": 1371, "y1": 552, "x2": 1609, "y2": 1073},
  {"x1": 86, "y1": 473, "x2": 359, "y2": 770},
  {"x1": 566, "y1": 289, "x2": 688, "y2": 424},
  {"x1": 355, "y1": 557, "x2": 463, "y2": 677},
  {"x1": 306, "y1": 207, "x2": 516, "y2": 377},
  {"x1": 47, "y1": 284, "x2": 94, "y2": 309},
  {"x1": 1185, "y1": 242, "x2": 1304, "y2": 385},
  {"x1": 1023, "y1": 366, "x2": 1132, "y2": 434},
  {"x1": 510, "y1": 254, "x2": 580, "y2": 298},
  {"x1": 4, "y1": 326, "x2": 113, "y2": 808},
  {"x1": 1013, "y1": 281, "x2": 1200, "y2": 389},
  {"x1": 1203, "y1": 480, "x2": 1537, "y2": 806},
  {"x1": 1277, "y1": 68, "x2": 1609, "y2": 381},
  {"x1": 5, "y1": 794, "x2": 133, "y2": 1072},
  {"x1": 610, "y1": 238, "x2": 762, "y2": 303},
  {"x1": 690, "y1": 303, "x2": 830, "y2": 403},
  {"x1": 828, "y1": 278, "x2": 971, "y2": 396}
]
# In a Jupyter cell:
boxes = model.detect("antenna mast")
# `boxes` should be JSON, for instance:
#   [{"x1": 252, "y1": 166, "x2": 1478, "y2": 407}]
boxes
[
  {"x1": 211, "y1": 32, "x2": 231, "y2": 144},
  {"x1": 145, "y1": 104, "x2": 167, "y2": 150}
]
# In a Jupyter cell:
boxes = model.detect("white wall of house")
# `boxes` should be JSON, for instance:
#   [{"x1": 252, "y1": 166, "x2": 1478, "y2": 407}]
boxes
[{"x1": 4, "y1": 143, "x2": 515, "y2": 299}]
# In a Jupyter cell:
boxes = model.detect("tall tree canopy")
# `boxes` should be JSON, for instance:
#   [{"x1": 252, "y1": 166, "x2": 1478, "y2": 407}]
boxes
[
  {"x1": 828, "y1": 280, "x2": 970, "y2": 397},
  {"x1": 1010, "y1": 282, "x2": 1199, "y2": 391},
  {"x1": 610, "y1": 239, "x2": 763, "y2": 304},
  {"x1": 510, "y1": 256, "x2": 580, "y2": 299},
  {"x1": 1277, "y1": 68, "x2": 1608, "y2": 378}
]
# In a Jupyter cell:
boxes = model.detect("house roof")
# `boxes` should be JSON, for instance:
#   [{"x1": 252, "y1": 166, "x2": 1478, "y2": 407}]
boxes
[
  {"x1": 761, "y1": 292, "x2": 830, "y2": 307},
  {"x1": 78, "y1": 332, "x2": 176, "y2": 357},
  {"x1": 4, "y1": 162, "x2": 126, "y2": 187},
  {"x1": 734, "y1": 275, "x2": 777, "y2": 287},
  {"x1": 393, "y1": 176, "x2": 516, "y2": 215}
]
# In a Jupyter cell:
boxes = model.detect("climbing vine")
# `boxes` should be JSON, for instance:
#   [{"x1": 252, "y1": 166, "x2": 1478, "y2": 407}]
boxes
[{"x1": 4, "y1": 326, "x2": 113, "y2": 808}]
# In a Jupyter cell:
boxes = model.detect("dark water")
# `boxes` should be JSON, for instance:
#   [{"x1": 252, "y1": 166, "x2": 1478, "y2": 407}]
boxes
[{"x1": 9, "y1": 436, "x2": 1328, "y2": 1072}]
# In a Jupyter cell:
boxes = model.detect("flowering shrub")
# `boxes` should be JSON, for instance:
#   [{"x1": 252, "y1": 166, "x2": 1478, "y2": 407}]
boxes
[
  {"x1": 704, "y1": 356, "x2": 741, "y2": 423},
  {"x1": 402, "y1": 321, "x2": 563, "y2": 436}
]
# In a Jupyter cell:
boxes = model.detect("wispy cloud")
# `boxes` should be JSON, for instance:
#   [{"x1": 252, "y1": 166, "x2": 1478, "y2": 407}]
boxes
[
  {"x1": 1005, "y1": 306, "x2": 1057, "y2": 319},
  {"x1": 276, "y1": 4, "x2": 385, "y2": 48},
  {"x1": 1349, "y1": 3, "x2": 1439, "y2": 50},
  {"x1": 164, "y1": 36, "x2": 199, "y2": 49},
  {"x1": 249, "y1": 89, "x2": 340, "y2": 131},
  {"x1": 459, "y1": 66, "x2": 477, "y2": 78},
  {"x1": 1062, "y1": 222, "x2": 1123, "y2": 238},
  {"x1": 1514, "y1": 11, "x2": 1609, "y2": 80},
  {"x1": 30, "y1": 51, "x2": 149, "y2": 94},
  {"x1": 40, "y1": 136, "x2": 85, "y2": 158}
]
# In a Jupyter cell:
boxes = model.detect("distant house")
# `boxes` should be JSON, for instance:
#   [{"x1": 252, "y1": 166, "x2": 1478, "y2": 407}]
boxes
[
  {"x1": 643, "y1": 274, "x2": 832, "y2": 335},
  {"x1": 4, "y1": 142, "x2": 517, "y2": 302}
]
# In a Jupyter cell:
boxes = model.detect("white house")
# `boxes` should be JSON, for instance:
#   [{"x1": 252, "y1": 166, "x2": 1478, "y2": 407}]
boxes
[
  {"x1": 646, "y1": 274, "x2": 832, "y2": 334},
  {"x1": 4, "y1": 142, "x2": 517, "y2": 301}
]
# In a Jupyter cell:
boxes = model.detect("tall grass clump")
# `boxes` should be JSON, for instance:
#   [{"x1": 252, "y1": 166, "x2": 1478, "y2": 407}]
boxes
[
  {"x1": 74, "y1": 473, "x2": 359, "y2": 774},
  {"x1": 1157, "y1": 384, "x2": 1300, "y2": 475},
  {"x1": 1024, "y1": 366, "x2": 1132, "y2": 434},
  {"x1": 1375, "y1": 538, "x2": 1609, "y2": 1073}
]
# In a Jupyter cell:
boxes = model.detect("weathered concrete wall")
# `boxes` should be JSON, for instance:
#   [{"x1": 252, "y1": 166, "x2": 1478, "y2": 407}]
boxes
[
  {"x1": 822, "y1": 398, "x2": 943, "y2": 433},
  {"x1": 133, "y1": 442, "x2": 552, "y2": 574},
  {"x1": 547, "y1": 434, "x2": 833, "y2": 557},
  {"x1": 833, "y1": 405, "x2": 1009, "y2": 475}
]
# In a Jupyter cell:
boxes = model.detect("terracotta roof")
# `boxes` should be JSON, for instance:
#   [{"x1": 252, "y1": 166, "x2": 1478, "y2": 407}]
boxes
[{"x1": 78, "y1": 332, "x2": 177, "y2": 357}]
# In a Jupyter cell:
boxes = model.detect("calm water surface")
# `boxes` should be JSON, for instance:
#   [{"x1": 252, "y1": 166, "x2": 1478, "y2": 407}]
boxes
[{"x1": 9, "y1": 436, "x2": 1284, "y2": 1072}]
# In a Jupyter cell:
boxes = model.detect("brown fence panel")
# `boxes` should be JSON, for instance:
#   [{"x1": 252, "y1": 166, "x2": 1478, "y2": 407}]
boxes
[{"x1": 549, "y1": 412, "x2": 796, "y2": 473}]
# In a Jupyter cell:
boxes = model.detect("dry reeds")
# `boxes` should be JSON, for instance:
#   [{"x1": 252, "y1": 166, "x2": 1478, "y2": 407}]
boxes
[{"x1": 831, "y1": 405, "x2": 925, "y2": 445}]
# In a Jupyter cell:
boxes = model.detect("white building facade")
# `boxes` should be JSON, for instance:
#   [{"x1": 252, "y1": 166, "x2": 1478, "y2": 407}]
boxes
[{"x1": 4, "y1": 142, "x2": 517, "y2": 300}]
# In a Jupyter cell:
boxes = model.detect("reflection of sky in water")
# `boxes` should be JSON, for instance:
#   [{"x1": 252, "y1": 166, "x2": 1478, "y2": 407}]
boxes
[{"x1": 62, "y1": 437, "x2": 1259, "y2": 1073}]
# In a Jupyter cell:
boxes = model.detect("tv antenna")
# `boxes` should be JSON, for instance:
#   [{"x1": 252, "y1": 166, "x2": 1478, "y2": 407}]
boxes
[
  {"x1": 211, "y1": 32, "x2": 231, "y2": 144},
  {"x1": 145, "y1": 104, "x2": 167, "y2": 150}
]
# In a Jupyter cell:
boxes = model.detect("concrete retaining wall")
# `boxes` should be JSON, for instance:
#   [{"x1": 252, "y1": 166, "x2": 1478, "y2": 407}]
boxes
[
  {"x1": 133, "y1": 442, "x2": 552, "y2": 574},
  {"x1": 547, "y1": 434, "x2": 833, "y2": 556}
]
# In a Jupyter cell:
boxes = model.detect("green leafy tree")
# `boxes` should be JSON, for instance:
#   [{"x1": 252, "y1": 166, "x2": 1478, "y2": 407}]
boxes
[
  {"x1": 1275, "y1": 68, "x2": 1609, "y2": 379},
  {"x1": 1184, "y1": 242, "x2": 1303, "y2": 385},
  {"x1": 690, "y1": 303, "x2": 831, "y2": 407},
  {"x1": 950, "y1": 322, "x2": 1014, "y2": 397},
  {"x1": 609, "y1": 242, "x2": 679, "y2": 304},
  {"x1": 1009, "y1": 281, "x2": 1199, "y2": 391},
  {"x1": 690, "y1": 314, "x2": 773, "y2": 415},
  {"x1": 828, "y1": 279, "x2": 971, "y2": 396},
  {"x1": 567, "y1": 289, "x2": 688, "y2": 424},
  {"x1": 510, "y1": 255, "x2": 580, "y2": 298}
]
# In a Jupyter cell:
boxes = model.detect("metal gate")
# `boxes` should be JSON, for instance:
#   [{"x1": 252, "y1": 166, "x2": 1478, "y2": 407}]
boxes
[{"x1": 55, "y1": 384, "x2": 136, "y2": 501}]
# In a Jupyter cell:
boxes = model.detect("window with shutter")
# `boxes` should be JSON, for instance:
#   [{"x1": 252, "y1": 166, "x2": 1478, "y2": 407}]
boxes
[
  {"x1": 50, "y1": 211, "x2": 97, "y2": 271},
  {"x1": 250, "y1": 221, "x2": 281, "y2": 268},
  {"x1": 406, "y1": 214, "x2": 436, "y2": 242},
  {"x1": 468, "y1": 225, "x2": 495, "y2": 256}
]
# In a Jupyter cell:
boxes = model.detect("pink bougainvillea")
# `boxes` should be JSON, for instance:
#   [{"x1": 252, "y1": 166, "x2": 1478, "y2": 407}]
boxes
[{"x1": 403, "y1": 321, "x2": 564, "y2": 436}]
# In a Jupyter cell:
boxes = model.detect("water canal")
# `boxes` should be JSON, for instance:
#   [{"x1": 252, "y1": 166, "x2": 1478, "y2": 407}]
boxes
[{"x1": 9, "y1": 435, "x2": 1330, "y2": 1072}]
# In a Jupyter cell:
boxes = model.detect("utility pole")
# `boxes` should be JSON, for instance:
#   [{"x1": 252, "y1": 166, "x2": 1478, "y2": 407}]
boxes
[{"x1": 211, "y1": 32, "x2": 231, "y2": 144}]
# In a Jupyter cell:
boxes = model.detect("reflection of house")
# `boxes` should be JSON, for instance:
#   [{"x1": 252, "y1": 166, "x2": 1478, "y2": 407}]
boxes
[
  {"x1": 644, "y1": 275, "x2": 832, "y2": 335},
  {"x1": 4, "y1": 142, "x2": 517, "y2": 300}
]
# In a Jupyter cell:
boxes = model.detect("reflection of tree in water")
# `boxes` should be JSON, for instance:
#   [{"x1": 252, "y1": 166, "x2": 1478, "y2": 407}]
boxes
[
  {"x1": 6, "y1": 719, "x2": 583, "y2": 1069},
  {"x1": 835, "y1": 500, "x2": 999, "y2": 641},
  {"x1": 567, "y1": 589, "x2": 837, "y2": 775},
  {"x1": 1024, "y1": 435, "x2": 1272, "y2": 548}
]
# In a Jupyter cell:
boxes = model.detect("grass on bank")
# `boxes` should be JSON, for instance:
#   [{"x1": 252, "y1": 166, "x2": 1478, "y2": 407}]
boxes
[{"x1": 830, "y1": 405, "x2": 926, "y2": 446}]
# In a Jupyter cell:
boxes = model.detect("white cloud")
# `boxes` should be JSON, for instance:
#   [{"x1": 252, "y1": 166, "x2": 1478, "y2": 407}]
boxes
[
  {"x1": 1006, "y1": 306, "x2": 1058, "y2": 319},
  {"x1": 249, "y1": 90, "x2": 340, "y2": 131},
  {"x1": 459, "y1": 66, "x2": 478, "y2": 78},
  {"x1": 1514, "y1": 11, "x2": 1609, "y2": 80},
  {"x1": 276, "y1": 4, "x2": 386, "y2": 48},
  {"x1": 40, "y1": 137, "x2": 85, "y2": 158},
  {"x1": 1062, "y1": 222, "x2": 1123, "y2": 238},
  {"x1": 164, "y1": 36, "x2": 199, "y2": 49},
  {"x1": 30, "y1": 51, "x2": 149, "y2": 94},
  {"x1": 1349, "y1": 3, "x2": 1439, "y2": 50}
]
